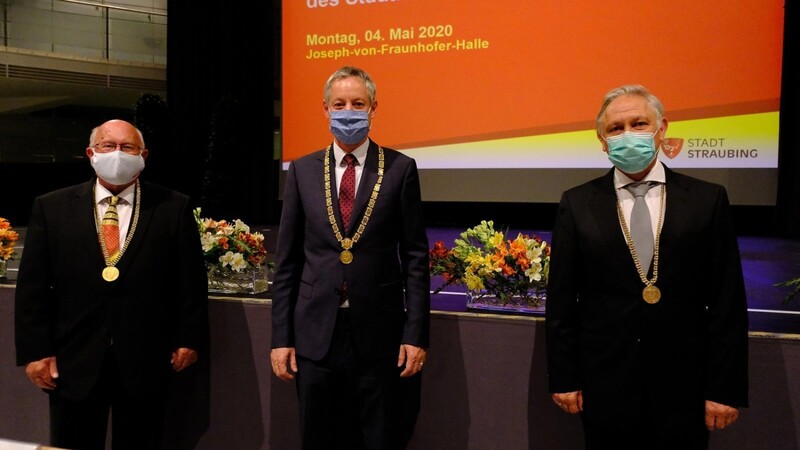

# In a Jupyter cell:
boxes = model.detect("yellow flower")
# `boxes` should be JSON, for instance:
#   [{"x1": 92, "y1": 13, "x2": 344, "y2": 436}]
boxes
[
  {"x1": 488, "y1": 231, "x2": 505, "y2": 249},
  {"x1": 464, "y1": 272, "x2": 485, "y2": 291}
]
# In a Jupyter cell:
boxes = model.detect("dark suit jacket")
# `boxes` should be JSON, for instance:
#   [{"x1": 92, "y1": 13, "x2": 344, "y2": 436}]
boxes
[
  {"x1": 271, "y1": 140, "x2": 430, "y2": 361},
  {"x1": 15, "y1": 179, "x2": 209, "y2": 401},
  {"x1": 546, "y1": 165, "x2": 748, "y2": 428}
]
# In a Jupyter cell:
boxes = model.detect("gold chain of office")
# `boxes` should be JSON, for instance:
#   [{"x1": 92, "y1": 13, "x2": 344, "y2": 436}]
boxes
[
  {"x1": 93, "y1": 180, "x2": 142, "y2": 281},
  {"x1": 324, "y1": 146, "x2": 384, "y2": 264},
  {"x1": 615, "y1": 183, "x2": 665, "y2": 304}
]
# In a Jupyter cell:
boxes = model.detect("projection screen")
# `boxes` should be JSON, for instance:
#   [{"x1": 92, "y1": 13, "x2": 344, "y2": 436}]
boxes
[{"x1": 281, "y1": 0, "x2": 784, "y2": 205}]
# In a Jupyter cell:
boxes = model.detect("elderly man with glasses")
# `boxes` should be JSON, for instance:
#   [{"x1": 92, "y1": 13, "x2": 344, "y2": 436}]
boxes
[{"x1": 15, "y1": 119, "x2": 209, "y2": 450}]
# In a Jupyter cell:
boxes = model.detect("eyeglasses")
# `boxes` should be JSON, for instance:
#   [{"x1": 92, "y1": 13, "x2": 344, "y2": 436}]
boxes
[{"x1": 93, "y1": 142, "x2": 142, "y2": 154}]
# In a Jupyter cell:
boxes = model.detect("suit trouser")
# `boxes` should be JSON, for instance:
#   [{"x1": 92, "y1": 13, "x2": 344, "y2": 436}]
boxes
[
  {"x1": 49, "y1": 347, "x2": 168, "y2": 450},
  {"x1": 295, "y1": 308, "x2": 415, "y2": 450},
  {"x1": 580, "y1": 392, "x2": 710, "y2": 450}
]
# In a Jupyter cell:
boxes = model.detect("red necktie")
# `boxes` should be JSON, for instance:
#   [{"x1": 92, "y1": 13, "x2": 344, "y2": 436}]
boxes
[
  {"x1": 339, "y1": 153, "x2": 357, "y2": 233},
  {"x1": 102, "y1": 195, "x2": 120, "y2": 260}
]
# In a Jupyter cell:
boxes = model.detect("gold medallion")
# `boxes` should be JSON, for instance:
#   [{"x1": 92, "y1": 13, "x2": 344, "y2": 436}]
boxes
[
  {"x1": 642, "y1": 285, "x2": 661, "y2": 304},
  {"x1": 340, "y1": 250, "x2": 353, "y2": 264},
  {"x1": 102, "y1": 266, "x2": 120, "y2": 282}
]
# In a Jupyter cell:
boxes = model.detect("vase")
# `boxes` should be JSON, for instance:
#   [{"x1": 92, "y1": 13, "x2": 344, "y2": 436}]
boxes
[
  {"x1": 207, "y1": 265, "x2": 269, "y2": 295},
  {"x1": 0, "y1": 259, "x2": 6, "y2": 279},
  {"x1": 466, "y1": 287, "x2": 546, "y2": 315}
]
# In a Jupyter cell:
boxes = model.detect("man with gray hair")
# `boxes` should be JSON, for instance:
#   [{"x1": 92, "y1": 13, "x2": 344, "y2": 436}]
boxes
[
  {"x1": 270, "y1": 66, "x2": 430, "y2": 449},
  {"x1": 546, "y1": 85, "x2": 748, "y2": 449}
]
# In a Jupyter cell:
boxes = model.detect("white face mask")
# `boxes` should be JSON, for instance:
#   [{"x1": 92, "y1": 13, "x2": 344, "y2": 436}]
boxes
[{"x1": 90, "y1": 150, "x2": 145, "y2": 185}]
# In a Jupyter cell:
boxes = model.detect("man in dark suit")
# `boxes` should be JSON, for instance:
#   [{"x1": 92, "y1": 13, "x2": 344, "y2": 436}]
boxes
[
  {"x1": 270, "y1": 66, "x2": 430, "y2": 449},
  {"x1": 15, "y1": 119, "x2": 209, "y2": 450},
  {"x1": 546, "y1": 85, "x2": 749, "y2": 449}
]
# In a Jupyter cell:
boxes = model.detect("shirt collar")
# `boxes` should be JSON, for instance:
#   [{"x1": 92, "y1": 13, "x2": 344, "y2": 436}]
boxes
[
  {"x1": 614, "y1": 161, "x2": 666, "y2": 190},
  {"x1": 333, "y1": 139, "x2": 370, "y2": 167},
  {"x1": 94, "y1": 180, "x2": 137, "y2": 205}
]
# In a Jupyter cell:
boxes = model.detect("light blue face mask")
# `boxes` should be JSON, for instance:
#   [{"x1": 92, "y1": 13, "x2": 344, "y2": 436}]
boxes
[
  {"x1": 329, "y1": 109, "x2": 370, "y2": 145},
  {"x1": 604, "y1": 129, "x2": 658, "y2": 174}
]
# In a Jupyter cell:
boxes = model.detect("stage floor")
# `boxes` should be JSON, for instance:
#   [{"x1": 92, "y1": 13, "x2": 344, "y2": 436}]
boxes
[{"x1": 3, "y1": 226, "x2": 799, "y2": 335}]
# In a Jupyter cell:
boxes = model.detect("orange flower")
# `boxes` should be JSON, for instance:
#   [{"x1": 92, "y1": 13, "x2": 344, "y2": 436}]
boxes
[
  {"x1": 0, "y1": 217, "x2": 19, "y2": 261},
  {"x1": 509, "y1": 236, "x2": 527, "y2": 258}
]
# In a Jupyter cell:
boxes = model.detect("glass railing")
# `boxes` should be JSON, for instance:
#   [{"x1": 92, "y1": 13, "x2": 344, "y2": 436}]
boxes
[{"x1": 1, "y1": 0, "x2": 167, "y2": 65}]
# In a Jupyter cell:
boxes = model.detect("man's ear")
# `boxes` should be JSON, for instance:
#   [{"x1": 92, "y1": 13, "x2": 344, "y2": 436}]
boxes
[
  {"x1": 597, "y1": 133, "x2": 609, "y2": 154},
  {"x1": 369, "y1": 100, "x2": 378, "y2": 119},
  {"x1": 323, "y1": 101, "x2": 331, "y2": 118}
]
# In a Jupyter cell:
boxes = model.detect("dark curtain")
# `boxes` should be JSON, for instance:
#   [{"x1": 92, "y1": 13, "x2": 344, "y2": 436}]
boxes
[
  {"x1": 777, "y1": 0, "x2": 800, "y2": 238},
  {"x1": 166, "y1": 1, "x2": 278, "y2": 225}
]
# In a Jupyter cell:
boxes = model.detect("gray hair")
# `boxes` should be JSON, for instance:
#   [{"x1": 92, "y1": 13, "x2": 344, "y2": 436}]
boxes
[
  {"x1": 323, "y1": 66, "x2": 376, "y2": 105},
  {"x1": 595, "y1": 84, "x2": 664, "y2": 134}
]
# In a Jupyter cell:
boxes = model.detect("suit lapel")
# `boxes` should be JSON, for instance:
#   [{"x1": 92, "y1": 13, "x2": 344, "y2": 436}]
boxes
[
  {"x1": 74, "y1": 180, "x2": 108, "y2": 270},
  {"x1": 656, "y1": 167, "x2": 687, "y2": 264},
  {"x1": 589, "y1": 170, "x2": 636, "y2": 267},
  {"x1": 350, "y1": 141, "x2": 379, "y2": 232},
  {"x1": 320, "y1": 145, "x2": 349, "y2": 233},
  {"x1": 115, "y1": 181, "x2": 152, "y2": 275}
]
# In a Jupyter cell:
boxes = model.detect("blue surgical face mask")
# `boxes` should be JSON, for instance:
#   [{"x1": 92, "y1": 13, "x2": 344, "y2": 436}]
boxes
[
  {"x1": 604, "y1": 129, "x2": 658, "y2": 174},
  {"x1": 329, "y1": 109, "x2": 371, "y2": 145}
]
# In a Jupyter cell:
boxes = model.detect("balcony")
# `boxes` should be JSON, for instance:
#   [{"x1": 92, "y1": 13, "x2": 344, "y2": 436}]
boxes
[{"x1": 0, "y1": 0, "x2": 167, "y2": 163}]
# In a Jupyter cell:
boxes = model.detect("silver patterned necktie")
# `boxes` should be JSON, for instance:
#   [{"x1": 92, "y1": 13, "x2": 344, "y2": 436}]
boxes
[{"x1": 624, "y1": 181, "x2": 656, "y2": 271}]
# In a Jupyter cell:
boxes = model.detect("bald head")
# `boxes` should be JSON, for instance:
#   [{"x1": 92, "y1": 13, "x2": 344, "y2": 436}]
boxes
[{"x1": 89, "y1": 120, "x2": 146, "y2": 149}]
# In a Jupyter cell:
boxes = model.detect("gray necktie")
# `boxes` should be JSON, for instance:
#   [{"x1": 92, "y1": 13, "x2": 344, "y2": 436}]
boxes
[{"x1": 625, "y1": 181, "x2": 657, "y2": 271}]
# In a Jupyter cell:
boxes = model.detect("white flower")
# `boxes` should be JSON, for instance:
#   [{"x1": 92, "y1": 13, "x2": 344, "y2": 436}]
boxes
[
  {"x1": 200, "y1": 232, "x2": 218, "y2": 252},
  {"x1": 219, "y1": 251, "x2": 248, "y2": 272},
  {"x1": 526, "y1": 242, "x2": 544, "y2": 264},
  {"x1": 526, "y1": 262, "x2": 543, "y2": 282},
  {"x1": 234, "y1": 219, "x2": 250, "y2": 234},
  {"x1": 525, "y1": 241, "x2": 547, "y2": 282}
]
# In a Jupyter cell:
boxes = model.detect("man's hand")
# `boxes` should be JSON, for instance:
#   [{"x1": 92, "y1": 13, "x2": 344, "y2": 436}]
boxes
[
  {"x1": 552, "y1": 391, "x2": 583, "y2": 414},
  {"x1": 171, "y1": 348, "x2": 198, "y2": 372},
  {"x1": 25, "y1": 356, "x2": 58, "y2": 390},
  {"x1": 271, "y1": 347, "x2": 297, "y2": 381},
  {"x1": 398, "y1": 344, "x2": 427, "y2": 377},
  {"x1": 706, "y1": 400, "x2": 739, "y2": 430}
]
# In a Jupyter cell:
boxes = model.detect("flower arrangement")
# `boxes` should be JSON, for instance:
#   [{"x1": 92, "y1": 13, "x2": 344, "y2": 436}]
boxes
[
  {"x1": 0, "y1": 217, "x2": 19, "y2": 261},
  {"x1": 430, "y1": 220, "x2": 550, "y2": 308},
  {"x1": 193, "y1": 207, "x2": 270, "y2": 273}
]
